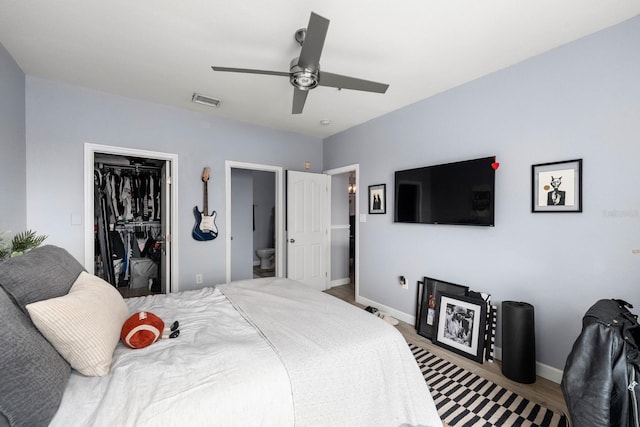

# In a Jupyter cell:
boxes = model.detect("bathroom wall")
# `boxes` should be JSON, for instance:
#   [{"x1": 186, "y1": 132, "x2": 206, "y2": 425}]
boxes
[
  {"x1": 330, "y1": 173, "x2": 350, "y2": 285},
  {"x1": 252, "y1": 170, "x2": 276, "y2": 264},
  {"x1": 230, "y1": 168, "x2": 253, "y2": 280}
]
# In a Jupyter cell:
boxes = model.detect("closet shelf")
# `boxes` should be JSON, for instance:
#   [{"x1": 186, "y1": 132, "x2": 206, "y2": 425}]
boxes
[{"x1": 114, "y1": 221, "x2": 160, "y2": 229}]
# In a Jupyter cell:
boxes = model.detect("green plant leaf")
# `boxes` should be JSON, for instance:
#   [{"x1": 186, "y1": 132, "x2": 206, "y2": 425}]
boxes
[{"x1": 10, "y1": 230, "x2": 47, "y2": 254}]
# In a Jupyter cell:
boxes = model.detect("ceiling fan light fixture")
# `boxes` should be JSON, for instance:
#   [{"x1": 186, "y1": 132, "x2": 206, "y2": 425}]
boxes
[
  {"x1": 192, "y1": 93, "x2": 221, "y2": 108},
  {"x1": 290, "y1": 64, "x2": 318, "y2": 90}
]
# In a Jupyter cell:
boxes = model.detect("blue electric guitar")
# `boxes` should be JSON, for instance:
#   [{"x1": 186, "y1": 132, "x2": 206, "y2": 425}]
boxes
[{"x1": 192, "y1": 167, "x2": 218, "y2": 241}]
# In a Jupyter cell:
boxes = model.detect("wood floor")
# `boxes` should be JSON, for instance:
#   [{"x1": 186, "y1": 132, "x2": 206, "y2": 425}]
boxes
[{"x1": 324, "y1": 283, "x2": 569, "y2": 419}]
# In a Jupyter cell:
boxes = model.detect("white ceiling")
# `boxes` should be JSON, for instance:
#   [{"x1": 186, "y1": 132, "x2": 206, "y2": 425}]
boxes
[{"x1": 1, "y1": 1, "x2": 639, "y2": 138}]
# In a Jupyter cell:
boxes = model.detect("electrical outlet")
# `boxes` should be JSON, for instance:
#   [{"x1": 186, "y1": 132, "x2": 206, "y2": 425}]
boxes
[
  {"x1": 196, "y1": 273, "x2": 203, "y2": 284},
  {"x1": 399, "y1": 275, "x2": 408, "y2": 289}
]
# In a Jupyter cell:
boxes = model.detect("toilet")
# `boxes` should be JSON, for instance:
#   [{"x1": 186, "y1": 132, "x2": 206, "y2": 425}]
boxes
[{"x1": 256, "y1": 248, "x2": 275, "y2": 270}]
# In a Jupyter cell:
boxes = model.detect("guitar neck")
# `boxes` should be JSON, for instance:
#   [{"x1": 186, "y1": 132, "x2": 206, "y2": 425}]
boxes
[{"x1": 202, "y1": 180, "x2": 209, "y2": 214}]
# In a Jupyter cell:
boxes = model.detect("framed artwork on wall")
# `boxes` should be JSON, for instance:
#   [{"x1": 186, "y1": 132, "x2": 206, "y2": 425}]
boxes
[
  {"x1": 416, "y1": 277, "x2": 468, "y2": 340},
  {"x1": 368, "y1": 184, "x2": 386, "y2": 214},
  {"x1": 532, "y1": 159, "x2": 582, "y2": 213},
  {"x1": 433, "y1": 293, "x2": 487, "y2": 363}
]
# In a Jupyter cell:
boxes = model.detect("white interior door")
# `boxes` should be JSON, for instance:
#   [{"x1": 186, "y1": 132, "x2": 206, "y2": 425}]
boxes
[
  {"x1": 159, "y1": 161, "x2": 171, "y2": 293},
  {"x1": 287, "y1": 170, "x2": 330, "y2": 291}
]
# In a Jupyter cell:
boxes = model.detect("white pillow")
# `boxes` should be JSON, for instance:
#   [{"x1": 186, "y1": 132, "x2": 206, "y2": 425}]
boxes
[{"x1": 26, "y1": 271, "x2": 130, "y2": 376}]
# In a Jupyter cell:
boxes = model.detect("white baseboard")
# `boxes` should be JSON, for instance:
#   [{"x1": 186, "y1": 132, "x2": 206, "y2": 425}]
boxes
[
  {"x1": 356, "y1": 295, "x2": 416, "y2": 325},
  {"x1": 356, "y1": 295, "x2": 564, "y2": 384},
  {"x1": 328, "y1": 278, "x2": 351, "y2": 289},
  {"x1": 536, "y1": 361, "x2": 564, "y2": 384}
]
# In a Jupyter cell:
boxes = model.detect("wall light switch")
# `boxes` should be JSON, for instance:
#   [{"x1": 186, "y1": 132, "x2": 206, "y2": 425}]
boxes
[
  {"x1": 359, "y1": 214, "x2": 367, "y2": 223},
  {"x1": 71, "y1": 213, "x2": 82, "y2": 225}
]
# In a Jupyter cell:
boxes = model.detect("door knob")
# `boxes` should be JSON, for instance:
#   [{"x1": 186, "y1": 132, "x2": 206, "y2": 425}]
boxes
[{"x1": 289, "y1": 238, "x2": 295, "y2": 243}]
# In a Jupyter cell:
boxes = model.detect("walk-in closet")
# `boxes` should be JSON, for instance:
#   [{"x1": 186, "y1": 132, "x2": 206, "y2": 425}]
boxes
[{"x1": 93, "y1": 153, "x2": 167, "y2": 297}]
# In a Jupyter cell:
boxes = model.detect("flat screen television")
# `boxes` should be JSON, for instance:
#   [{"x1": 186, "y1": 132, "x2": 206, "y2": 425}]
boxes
[{"x1": 394, "y1": 156, "x2": 495, "y2": 226}]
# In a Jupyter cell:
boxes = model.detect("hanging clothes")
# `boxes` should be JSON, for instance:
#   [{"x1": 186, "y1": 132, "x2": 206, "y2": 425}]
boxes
[
  {"x1": 97, "y1": 167, "x2": 160, "y2": 226},
  {"x1": 121, "y1": 175, "x2": 133, "y2": 221},
  {"x1": 94, "y1": 163, "x2": 162, "y2": 288}
]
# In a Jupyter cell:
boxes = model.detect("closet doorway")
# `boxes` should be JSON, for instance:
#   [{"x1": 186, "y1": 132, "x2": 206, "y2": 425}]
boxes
[{"x1": 84, "y1": 143, "x2": 179, "y2": 295}]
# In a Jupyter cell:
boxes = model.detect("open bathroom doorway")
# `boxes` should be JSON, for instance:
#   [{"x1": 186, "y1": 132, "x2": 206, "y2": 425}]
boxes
[
  {"x1": 225, "y1": 161, "x2": 284, "y2": 283},
  {"x1": 325, "y1": 164, "x2": 359, "y2": 302}
]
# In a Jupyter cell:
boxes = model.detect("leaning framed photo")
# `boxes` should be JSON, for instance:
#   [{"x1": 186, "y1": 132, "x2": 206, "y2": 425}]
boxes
[
  {"x1": 532, "y1": 159, "x2": 582, "y2": 213},
  {"x1": 433, "y1": 292, "x2": 487, "y2": 363},
  {"x1": 368, "y1": 184, "x2": 386, "y2": 214},
  {"x1": 416, "y1": 277, "x2": 468, "y2": 340}
]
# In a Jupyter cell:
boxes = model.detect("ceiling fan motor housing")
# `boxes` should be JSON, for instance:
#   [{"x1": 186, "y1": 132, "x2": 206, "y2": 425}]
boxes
[{"x1": 289, "y1": 58, "x2": 319, "y2": 90}]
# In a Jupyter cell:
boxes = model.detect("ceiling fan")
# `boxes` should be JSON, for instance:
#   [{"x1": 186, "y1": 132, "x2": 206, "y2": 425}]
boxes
[{"x1": 212, "y1": 12, "x2": 389, "y2": 114}]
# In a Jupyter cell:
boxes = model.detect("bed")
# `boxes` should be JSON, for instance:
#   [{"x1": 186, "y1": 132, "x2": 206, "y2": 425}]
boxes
[{"x1": 0, "y1": 245, "x2": 442, "y2": 427}]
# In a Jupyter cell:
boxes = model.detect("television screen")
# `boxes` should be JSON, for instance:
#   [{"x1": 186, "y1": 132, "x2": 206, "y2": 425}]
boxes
[{"x1": 394, "y1": 156, "x2": 495, "y2": 226}]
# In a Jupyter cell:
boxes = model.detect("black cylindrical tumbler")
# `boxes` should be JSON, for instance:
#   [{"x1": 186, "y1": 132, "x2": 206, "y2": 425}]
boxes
[{"x1": 501, "y1": 301, "x2": 536, "y2": 384}]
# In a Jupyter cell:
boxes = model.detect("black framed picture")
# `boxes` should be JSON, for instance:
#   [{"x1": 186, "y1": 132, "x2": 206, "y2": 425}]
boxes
[
  {"x1": 368, "y1": 184, "x2": 386, "y2": 214},
  {"x1": 415, "y1": 279, "x2": 424, "y2": 331},
  {"x1": 416, "y1": 277, "x2": 468, "y2": 340},
  {"x1": 433, "y1": 292, "x2": 487, "y2": 363},
  {"x1": 532, "y1": 159, "x2": 582, "y2": 212}
]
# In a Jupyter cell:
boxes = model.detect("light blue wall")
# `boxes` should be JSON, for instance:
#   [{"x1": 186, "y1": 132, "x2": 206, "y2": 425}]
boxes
[
  {"x1": 324, "y1": 17, "x2": 640, "y2": 370},
  {"x1": 24, "y1": 77, "x2": 322, "y2": 289},
  {"x1": 10, "y1": 17, "x2": 640, "y2": 371},
  {"x1": 0, "y1": 42, "x2": 26, "y2": 234}
]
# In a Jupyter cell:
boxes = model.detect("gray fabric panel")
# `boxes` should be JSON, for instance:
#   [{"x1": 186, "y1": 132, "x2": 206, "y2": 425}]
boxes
[
  {"x1": 0, "y1": 286, "x2": 70, "y2": 427},
  {"x1": 0, "y1": 245, "x2": 84, "y2": 313}
]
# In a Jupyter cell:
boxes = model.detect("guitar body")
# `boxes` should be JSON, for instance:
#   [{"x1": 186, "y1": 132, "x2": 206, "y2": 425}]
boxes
[
  {"x1": 193, "y1": 166, "x2": 218, "y2": 241},
  {"x1": 192, "y1": 206, "x2": 218, "y2": 241}
]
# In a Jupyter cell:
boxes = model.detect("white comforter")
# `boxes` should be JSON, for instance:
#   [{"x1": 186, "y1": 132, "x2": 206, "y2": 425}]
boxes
[{"x1": 51, "y1": 277, "x2": 441, "y2": 427}]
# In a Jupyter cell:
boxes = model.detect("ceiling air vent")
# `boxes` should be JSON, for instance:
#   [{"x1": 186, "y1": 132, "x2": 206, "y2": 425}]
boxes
[{"x1": 192, "y1": 93, "x2": 221, "y2": 108}]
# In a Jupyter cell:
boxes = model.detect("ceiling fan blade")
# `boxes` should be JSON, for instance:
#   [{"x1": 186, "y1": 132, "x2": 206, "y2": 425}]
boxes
[
  {"x1": 212, "y1": 66, "x2": 289, "y2": 77},
  {"x1": 297, "y1": 12, "x2": 329, "y2": 70},
  {"x1": 292, "y1": 88, "x2": 309, "y2": 114},
  {"x1": 318, "y1": 71, "x2": 389, "y2": 93}
]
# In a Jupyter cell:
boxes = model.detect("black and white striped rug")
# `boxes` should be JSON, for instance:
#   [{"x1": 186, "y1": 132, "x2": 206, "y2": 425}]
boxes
[{"x1": 409, "y1": 343, "x2": 568, "y2": 427}]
